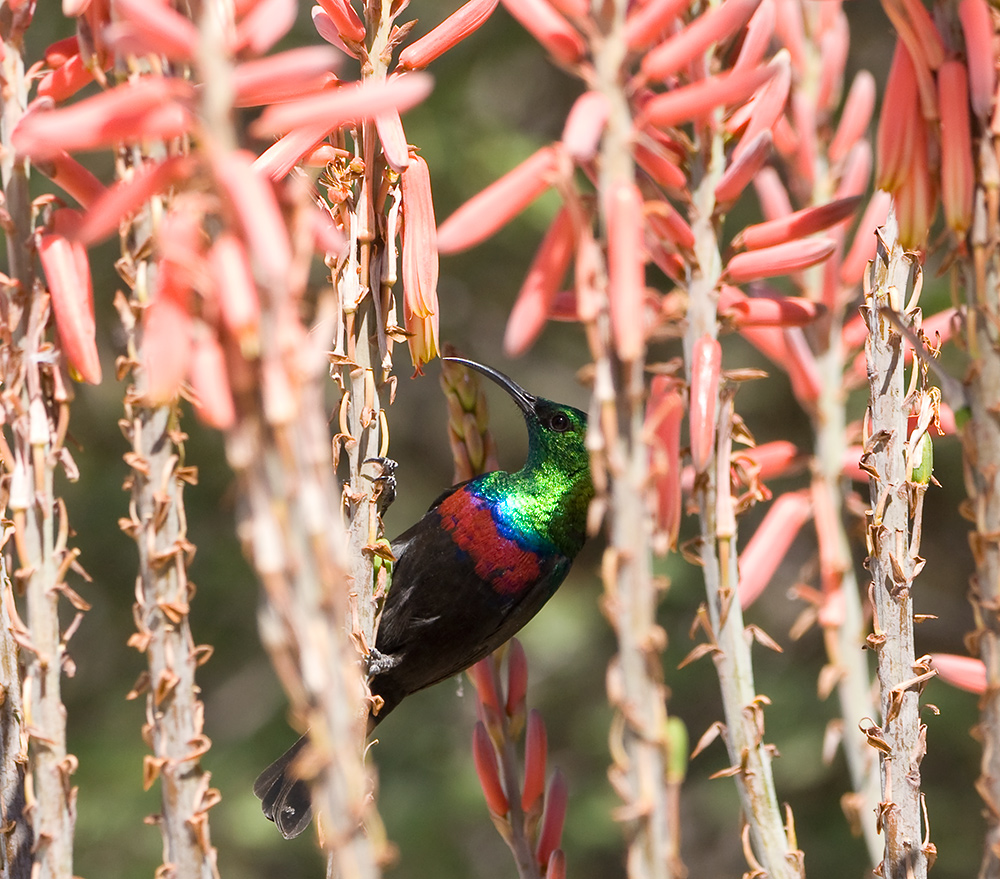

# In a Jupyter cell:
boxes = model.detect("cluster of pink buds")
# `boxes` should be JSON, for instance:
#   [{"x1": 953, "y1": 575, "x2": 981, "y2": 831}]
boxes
[
  {"x1": 468, "y1": 641, "x2": 568, "y2": 879},
  {"x1": 875, "y1": 0, "x2": 992, "y2": 248}
]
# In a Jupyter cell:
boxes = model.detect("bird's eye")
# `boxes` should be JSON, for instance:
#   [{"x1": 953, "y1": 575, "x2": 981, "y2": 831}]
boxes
[{"x1": 549, "y1": 412, "x2": 571, "y2": 432}]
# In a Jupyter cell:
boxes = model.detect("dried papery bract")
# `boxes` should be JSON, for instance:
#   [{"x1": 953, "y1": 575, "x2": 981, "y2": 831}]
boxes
[{"x1": 863, "y1": 214, "x2": 931, "y2": 879}]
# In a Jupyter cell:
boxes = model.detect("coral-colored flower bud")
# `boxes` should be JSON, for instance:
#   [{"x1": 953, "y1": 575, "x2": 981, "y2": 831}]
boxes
[
  {"x1": 877, "y1": 40, "x2": 920, "y2": 194},
  {"x1": 521, "y1": 709, "x2": 548, "y2": 813},
  {"x1": 37, "y1": 53, "x2": 93, "y2": 103},
  {"x1": 828, "y1": 71, "x2": 876, "y2": 164},
  {"x1": 233, "y1": 0, "x2": 297, "y2": 54},
  {"x1": 815, "y1": 9, "x2": 849, "y2": 112},
  {"x1": 504, "y1": 206, "x2": 575, "y2": 357},
  {"x1": 900, "y1": 0, "x2": 945, "y2": 70},
  {"x1": 44, "y1": 36, "x2": 80, "y2": 68},
  {"x1": 735, "y1": 439, "x2": 802, "y2": 481},
  {"x1": 735, "y1": 196, "x2": 860, "y2": 251},
  {"x1": 232, "y1": 46, "x2": 340, "y2": 106},
  {"x1": 733, "y1": 51, "x2": 790, "y2": 162},
  {"x1": 714, "y1": 130, "x2": 771, "y2": 206},
  {"x1": 506, "y1": 639, "x2": 528, "y2": 718},
  {"x1": 718, "y1": 285, "x2": 824, "y2": 327},
  {"x1": 37, "y1": 150, "x2": 106, "y2": 209},
  {"x1": 633, "y1": 139, "x2": 686, "y2": 190},
  {"x1": 469, "y1": 657, "x2": 502, "y2": 715},
  {"x1": 642, "y1": 64, "x2": 775, "y2": 130},
  {"x1": 253, "y1": 73, "x2": 433, "y2": 137},
  {"x1": 737, "y1": 489, "x2": 811, "y2": 608},
  {"x1": 646, "y1": 201, "x2": 694, "y2": 252},
  {"x1": 499, "y1": 0, "x2": 585, "y2": 66},
  {"x1": 312, "y1": 6, "x2": 354, "y2": 55},
  {"x1": 623, "y1": 0, "x2": 688, "y2": 53},
  {"x1": 208, "y1": 233, "x2": 261, "y2": 350},
  {"x1": 835, "y1": 141, "x2": 872, "y2": 201},
  {"x1": 438, "y1": 145, "x2": 562, "y2": 254},
  {"x1": 738, "y1": 325, "x2": 820, "y2": 404},
  {"x1": 751, "y1": 165, "x2": 792, "y2": 221},
  {"x1": 472, "y1": 721, "x2": 509, "y2": 816},
  {"x1": 404, "y1": 305, "x2": 440, "y2": 374},
  {"x1": 645, "y1": 375, "x2": 683, "y2": 551},
  {"x1": 38, "y1": 209, "x2": 101, "y2": 385},
  {"x1": 938, "y1": 60, "x2": 975, "y2": 236},
  {"x1": 893, "y1": 117, "x2": 938, "y2": 251},
  {"x1": 931, "y1": 653, "x2": 986, "y2": 694},
  {"x1": 561, "y1": 91, "x2": 608, "y2": 163},
  {"x1": 773, "y1": 0, "x2": 805, "y2": 71},
  {"x1": 606, "y1": 182, "x2": 647, "y2": 362},
  {"x1": 724, "y1": 238, "x2": 836, "y2": 283},
  {"x1": 545, "y1": 850, "x2": 566, "y2": 879},
  {"x1": 733, "y1": 0, "x2": 774, "y2": 74},
  {"x1": 77, "y1": 155, "x2": 195, "y2": 245},
  {"x1": 689, "y1": 335, "x2": 721, "y2": 473},
  {"x1": 213, "y1": 150, "x2": 293, "y2": 290},
  {"x1": 398, "y1": 0, "x2": 500, "y2": 70},
  {"x1": 12, "y1": 77, "x2": 194, "y2": 160},
  {"x1": 188, "y1": 330, "x2": 237, "y2": 430},
  {"x1": 375, "y1": 110, "x2": 410, "y2": 172},
  {"x1": 959, "y1": 0, "x2": 996, "y2": 119},
  {"x1": 536, "y1": 770, "x2": 568, "y2": 867},
  {"x1": 640, "y1": 0, "x2": 762, "y2": 81},
  {"x1": 401, "y1": 154, "x2": 440, "y2": 320},
  {"x1": 255, "y1": 121, "x2": 334, "y2": 180},
  {"x1": 143, "y1": 290, "x2": 192, "y2": 405},
  {"x1": 107, "y1": 0, "x2": 199, "y2": 61},
  {"x1": 316, "y1": 0, "x2": 366, "y2": 43}
]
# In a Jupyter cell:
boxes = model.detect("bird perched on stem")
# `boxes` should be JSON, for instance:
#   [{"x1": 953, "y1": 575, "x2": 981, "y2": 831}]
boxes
[{"x1": 254, "y1": 357, "x2": 593, "y2": 839}]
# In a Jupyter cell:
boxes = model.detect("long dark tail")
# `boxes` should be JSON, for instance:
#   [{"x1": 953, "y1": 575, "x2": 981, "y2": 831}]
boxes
[{"x1": 254, "y1": 686, "x2": 402, "y2": 838}]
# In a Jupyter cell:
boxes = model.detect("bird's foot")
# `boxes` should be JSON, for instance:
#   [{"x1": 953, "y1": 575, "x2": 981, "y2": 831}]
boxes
[
  {"x1": 366, "y1": 647, "x2": 398, "y2": 677},
  {"x1": 363, "y1": 457, "x2": 398, "y2": 515}
]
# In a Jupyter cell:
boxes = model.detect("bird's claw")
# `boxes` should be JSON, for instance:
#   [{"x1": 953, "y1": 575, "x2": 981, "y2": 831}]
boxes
[
  {"x1": 366, "y1": 647, "x2": 398, "y2": 677},
  {"x1": 364, "y1": 457, "x2": 398, "y2": 515}
]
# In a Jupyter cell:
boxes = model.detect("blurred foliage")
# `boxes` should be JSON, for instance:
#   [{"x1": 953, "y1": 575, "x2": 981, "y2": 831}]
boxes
[{"x1": 5, "y1": 3, "x2": 983, "y2": 879}]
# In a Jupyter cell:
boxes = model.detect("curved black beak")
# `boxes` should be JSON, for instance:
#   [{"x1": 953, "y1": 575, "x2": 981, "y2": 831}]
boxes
[{"x1": 442, "y1": 357, "x2": 536, "y2": 416}]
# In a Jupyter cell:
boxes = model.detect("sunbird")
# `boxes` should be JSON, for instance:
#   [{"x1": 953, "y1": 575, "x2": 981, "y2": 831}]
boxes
[{"x1": 254, "y1": 358, "x2": 594, "y2": 838}]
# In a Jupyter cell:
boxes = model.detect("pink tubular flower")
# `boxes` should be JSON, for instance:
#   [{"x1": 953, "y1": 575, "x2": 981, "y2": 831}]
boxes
[
  {"x1": 536, "y1": 770, "x2": 568, "y2": 867},
  {"x1": 545, "y1": 850, "x2": 566, "y2": 879},
  {"x1": 893, "y1": 116, "x2": 938, "y2": 251},
  {"x1": 938, "y1": 60, "x2": 975, "y2": 236},
  {"x1": 647, "y1": 201, "x2": 694, "y2": 252},
  {"x1": 645, "y1": 375, "x2": 683, "y2": 550},
  {"x1": 718, "y1": 285, "x2": 824, "y2": 327},
  {"x1": 499, "y1": 0, "x2": 585, "y2": 66},
  {"x1": 959, "y1": 0, "x2": 996, "y2": 119},
  {"x1": 437, "y1": 145, "x2": 562, "y2": 254},
  {"x1": 773, "y1": 0, "x2": 805, "y2": 71},
  {"x1": 877, "y1": 40, "x2": 920, "y2": 193},
  {"x1": 472, "y1": 722, "x2": 509, "y2": 816},
  {"x1": 505, "y1": 639, "x2": 528, "y2": 718},
  {"x1": 931, "y1": 654, "x2": 985, "y2": 695},
  {"x1": 835, "y1": 141, "x2": 872, "y2": 202},
  {"x1": 815, "y1": 9, "x2": 849, "y2": 112},
  {"x1": 734, "y1": 196, "x2": 861, "y2": 251},
  {"x1": 208, "y1": 233, "x2": 261, "y2": 350},
  {"x1": 315, "y1": 0, "x2": 366, "y2": 44},
  {"x1": 232, "y1": 46, "x2": 340, "y2": 106},
  {"x1": 714, "y1": 130, "x2": 772, "y2": 205},
  {"x1": 752, "y1": 167, "x2": 792, "y2": 221},
  {"x1": 404, "y1": 302, "x2": 440, "y2": 374},
  {"x1": 689, "y1": 336, "x2": 721, "y2": 474},
  {"x1": 606, "y1": 182, "x2": 647, "y2": 362},
  {"x1": 37, "y1": 53, "x2": 94, "y2": 103},
  {"x1": 634, "y1": 138, "x2": 686, "y2": 190},
  {"x1": 77, "y1": 155, "x2": 195, "y2": 245},
  {"x1": 251, "y1": 73, "x2": 433, "y2": 137},
  {"x1": 212, "y1": 151, "x2": 293, "y2": 289},
  {"x1": 254, "y1": 121, "x2": 335, "y2": 180},
  {"x1": 561, "y1": 91, "x2": 609, "y2": 163},
  {"x1": 521, "y1": 709, "x2": 548, "y2": 813},
  {"x1": 623, "y1": 0, "x2": 689, "y2": 53},
  {"x1": 732, "y1": 51, "x2": 790, "y2": 161},
  {"x1": 37, "y1": 209, "x2": 101, "y2": 385},
  {"x1": 12, "y1": 77, "x2": 194, "y2": 160},
  {"x1": 504, "y1": 206, "x2": 575, "y2": 357},
  {"x1": 233, "y1": 0, "x2": 297, "y2": 54},
  {"x1": 398, "y1": 0, "x2": 500, "y2": 70},
  {"x1": 723, "y1": 238, "x2": 836, "y2": 283},
  {"x1": 734, "y1": 440, "x2": 802, "y2": 481},
  {"x1": 737, "y1": 490, "x2": 811, "y2": 609},
  {"x1": 640, "y1": 0, "x2": 762, "y2": 82},
  {"x1": 401, "y1": 154, "x2": 440, "y2": 319},
  {"x1": 641, "y1": 64, "x2": 775, "y2": 130},
  {"x1": 740, "y1": 325, "x2": 820, "y2": 404},
  {"x1": 828, "y1": 71, "x2": 876, "y2": 164},
  {"x1": 188, "y1": 330, "x2": 237, "y2": 430},
  {"x1": 312, "y1": 6, "x2": 354, "y2": 54},
  {"x1": 44, "y1": 36, "x2": 80, "y2": 68},
  {"x1": 143, "y1": 288, "x2": 193, "y2": 405},
  {"x1": 375, "y1": 110, "x2": 410, "y2": 172},
  {"x1": 37, "y1": 150, "x2": 107, "y2": 209},
  {"x1": 900, "y1": 0, "x2": 945, "y2": 70},
  {"x1": 734, "y1": 0, "x2": 775, "y2": 74},
  {"x1": 106, "y1": 0, "x2": 199, "y2": 61}
]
